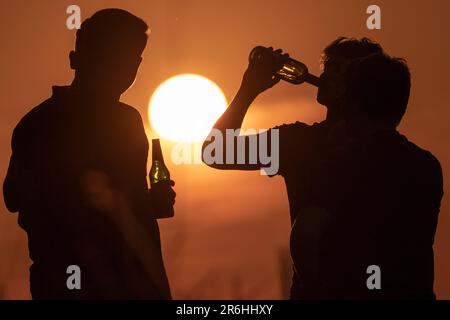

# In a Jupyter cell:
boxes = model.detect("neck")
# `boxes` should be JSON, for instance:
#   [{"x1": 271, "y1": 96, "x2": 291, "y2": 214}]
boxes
[{"x1": 70, "y1": 76, "x2": 120, "y2": 103}]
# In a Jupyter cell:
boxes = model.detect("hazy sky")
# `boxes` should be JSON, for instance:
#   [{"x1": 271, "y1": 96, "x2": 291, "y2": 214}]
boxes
[{"x1": 1, "y1": 0, "x2": 449, "y2": 299}]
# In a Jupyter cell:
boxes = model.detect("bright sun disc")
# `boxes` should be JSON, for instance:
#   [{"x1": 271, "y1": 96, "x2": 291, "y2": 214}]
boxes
[{"x1": 149, "y1": 74, "x2": 227, "y2": 143}]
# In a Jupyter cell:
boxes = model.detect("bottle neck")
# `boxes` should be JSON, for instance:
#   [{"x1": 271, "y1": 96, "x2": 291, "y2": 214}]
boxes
[
  {"x1": 305, "y1": 73, "x2": 320, "y2": 87},
  {"x1": 152, "y1": 139, "x2": 164, "y2": 162}
]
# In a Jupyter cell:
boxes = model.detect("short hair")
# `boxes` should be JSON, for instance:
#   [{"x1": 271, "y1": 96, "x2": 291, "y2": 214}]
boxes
[
  {"x1": 75, "y1": 8, "x2": 148, "y2": 55},
  {"x1": 321, "y1": 37, "x2": 383, "y2": 69},
  {"x1": 345, "y1": 53, "x2": 411, "y2": 127}
]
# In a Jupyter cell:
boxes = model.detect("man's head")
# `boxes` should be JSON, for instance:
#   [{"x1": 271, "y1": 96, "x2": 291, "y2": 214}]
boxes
[
  {"x1": 344, "y1": 53, "x2": 411, "y2": 129},
  {"x1": 69, "y1": 9, "x2": 148, "y2": 97},
  {"x1": 317, "y1": 37, "x2": 383, "y2": 109}
]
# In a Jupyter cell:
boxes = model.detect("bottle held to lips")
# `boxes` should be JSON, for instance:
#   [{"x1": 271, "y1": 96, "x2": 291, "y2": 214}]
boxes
[
  {"x1": 150, "y1": 139, "x2": 174, "y2": 218},
  {"x1": 249, "y1": 46, "x2": 320, "y2": 87}
]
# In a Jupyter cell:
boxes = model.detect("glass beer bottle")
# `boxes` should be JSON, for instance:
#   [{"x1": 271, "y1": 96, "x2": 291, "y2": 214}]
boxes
[
  {"x1": 249, "y1": 46, "x2": 320, "y2": 87},
  {"x1": 149, "y1": 139, "x2": 173, "y2": 218}
]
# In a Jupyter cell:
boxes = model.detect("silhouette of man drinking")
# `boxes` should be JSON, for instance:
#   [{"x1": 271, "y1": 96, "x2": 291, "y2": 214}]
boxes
[
  {"x1": 3, "y1": 9, "x2": 175, "y2": 299},
  {"x1": 298, "y1": 52, "x2": 443, "y2": 299},
  {"x1": 203, "y1": 38, "x2": 443, "y2": 299}
]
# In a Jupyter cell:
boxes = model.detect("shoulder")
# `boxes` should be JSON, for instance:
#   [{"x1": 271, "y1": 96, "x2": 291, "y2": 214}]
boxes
[
  {"x1": 272, "y1": 121, "x2": 327, "y2": 146},
  {"x1": 416, "y1": 147, "x2": 442, "y2": 179},
  {"x1": 13, "y1": 97, "x2": 55, "y2": 141},
  {"x1": 401, "y1": 136, "x2": 443, "y2": 186},
  {"x1": 273, "y1": 121, "x2": 313, "y2": 132},
  {"x1": 115, "y1": 102, "x2": 147, "y2": 134},
  {"x1": 402, "y1": 136, "x2": 441, "y2": 167},
  {"x1": 273, "y1": 120, "x2": 329, "y2": 136},
  {"x1": 116, "y1": 102, "x2": 145, "y2": 123},
  {"x1": 116, "y1": 103, "x2": 149, "y2": 148},
  {"x1": 271, "y1": 121, "x2": 326, "y2": 177}
]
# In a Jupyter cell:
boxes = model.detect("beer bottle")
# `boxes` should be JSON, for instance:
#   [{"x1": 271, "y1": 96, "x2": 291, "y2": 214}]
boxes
[
  {"x1": 249, "y1": 46, "x2": 320, "y2": 87},
  {"x1": 149, "y1": 139, "x2": 173, "y2": 218},
  {"x1": 150, "y1": 139, "x2": 170, "y2": 185}
]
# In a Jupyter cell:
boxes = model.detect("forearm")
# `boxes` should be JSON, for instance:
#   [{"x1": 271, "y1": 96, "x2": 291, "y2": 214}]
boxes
[
  {"x1": 203, "y1": 52, "x2": 281, "y2": 170},
  {"x1": 202, "y1": 85, "x2": 256, "y2": 158},
  {"x1": 202, "y1": 87, "x2": 261, "y2": 170},
  {"x1": 213, "y1": 86, "x2": 258, "y2": 132}
]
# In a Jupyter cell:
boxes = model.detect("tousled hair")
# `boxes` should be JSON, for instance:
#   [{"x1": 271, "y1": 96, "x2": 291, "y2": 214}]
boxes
[
  {"x1": 321, "y1": 37, "x2": 383, "y2": 68},
  {"x1": 345, "y1": 53, "x2": 411, "y2": 127},
  {"x1": 75, "y1": 8, "x2": 148, "y2": 55}
]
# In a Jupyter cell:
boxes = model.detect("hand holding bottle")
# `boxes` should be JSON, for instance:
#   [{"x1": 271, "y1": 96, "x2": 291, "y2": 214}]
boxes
[
  {"x1": 241, "y1": 46, "x2": 320, "y2": 97},
  {"x1": 149, "y1": 139, "x2": 176, "y2": 219},
  {"x1": 240, "y1": 46, "x2": 286, "y2": 97},
  {"x1": 149, "y1": 179, "x2": 176, "y2": 219}
]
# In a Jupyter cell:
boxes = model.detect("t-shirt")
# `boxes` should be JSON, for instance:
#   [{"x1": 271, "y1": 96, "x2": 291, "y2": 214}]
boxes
[
  {"x1": 6, "y1": 86, "x2": 170, "y2": 299},
  {"x1": 275, "y1": 122, "x2": 443, "y2": 299}
]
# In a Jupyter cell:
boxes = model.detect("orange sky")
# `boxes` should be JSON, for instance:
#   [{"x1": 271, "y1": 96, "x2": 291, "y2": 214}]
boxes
[{"x1": 1, "y1": 0, "x2": 449, "y2": 299}]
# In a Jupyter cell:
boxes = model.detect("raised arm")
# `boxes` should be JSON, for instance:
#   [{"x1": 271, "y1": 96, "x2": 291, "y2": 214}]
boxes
[
  {"x1": 126, "y1": 109, "x2": 176, "y2": 220},
  {"x1": 202, "y1": 48, "x2": 285, "y2": 171}
]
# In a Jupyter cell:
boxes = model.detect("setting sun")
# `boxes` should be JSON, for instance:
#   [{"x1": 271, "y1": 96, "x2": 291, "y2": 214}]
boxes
[{"x1": 148, "y1": 74, "x2": 228, "y2": 143}]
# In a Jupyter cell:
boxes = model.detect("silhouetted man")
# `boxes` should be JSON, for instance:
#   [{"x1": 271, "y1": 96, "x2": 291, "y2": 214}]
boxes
[
  {"x1": 202, "y1": 38, "x2": 442, "y2": 299},
  {"x1": 293, "y1": 53, "x2": 443, "y2": 299},
  {"x1": 3, "y1": 9, "x2": 175, "y2": 299}
]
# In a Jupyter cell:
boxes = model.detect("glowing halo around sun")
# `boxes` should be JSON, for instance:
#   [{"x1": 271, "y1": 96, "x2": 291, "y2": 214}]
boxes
[{"x1": 149, "y1": 74, "x2": 228, "y2": 143}]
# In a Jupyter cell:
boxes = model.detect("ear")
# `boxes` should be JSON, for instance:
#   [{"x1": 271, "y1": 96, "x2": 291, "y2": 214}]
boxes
[{"x1": 69, "y1": 51, "x2": 77, "y2": 70}]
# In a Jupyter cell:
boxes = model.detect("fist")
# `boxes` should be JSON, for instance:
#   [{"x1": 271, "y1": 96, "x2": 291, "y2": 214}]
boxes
[
  {"x1": 149, "y1": 180, "x2": 176, "y2": 219},
  {"x1": 241, "y1": 47, "x2": 288, "y2": 96}
]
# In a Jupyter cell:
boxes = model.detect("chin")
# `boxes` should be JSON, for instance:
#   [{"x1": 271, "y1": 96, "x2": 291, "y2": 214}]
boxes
[{"x1": 316, "y1": 94, "x2": 327, "y2": 107}]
